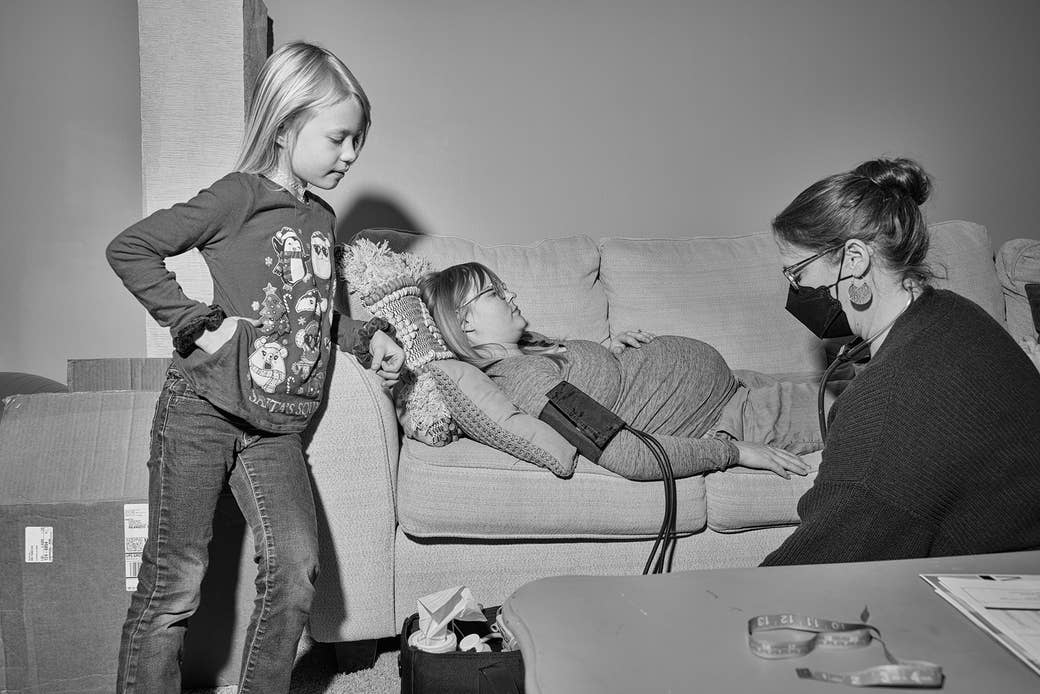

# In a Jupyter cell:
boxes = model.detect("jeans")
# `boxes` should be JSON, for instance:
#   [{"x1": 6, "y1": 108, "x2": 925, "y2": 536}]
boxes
[{"x1": 117, "y1": 369, "x2": 318, "y2": 693}]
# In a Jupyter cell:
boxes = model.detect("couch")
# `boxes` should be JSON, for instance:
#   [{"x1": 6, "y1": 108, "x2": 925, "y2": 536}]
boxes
[
  {"x1": 300, "y1": 220, "x2": 1039, "y2": 643},
  {"x1": 2, "y1": 221, "x2": 1037, "y2": 672}
]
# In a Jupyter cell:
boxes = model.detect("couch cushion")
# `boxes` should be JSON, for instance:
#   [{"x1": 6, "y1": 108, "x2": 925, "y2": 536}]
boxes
[
  {"x1": 996, "y1": 237, "x2": 1040, "y2": 340},
  {"x1": 351, "y1": 229, "x2": 608, "y2": 344},
  {"x1": 395, "y1": 438, "x2": 707, "y2": 540},
  {"x1": 926, "y1": 220, "x2": 1003, "y2": 322},
  {"x1": 599, "y1": 221, "x2": 1002, "y2": 374},
  {"x1": 704, "y1": 450, "x2": 821, "y2": 532},
  {"x1": 600, "y1": 233, "x2": 826, "y2": 373}
]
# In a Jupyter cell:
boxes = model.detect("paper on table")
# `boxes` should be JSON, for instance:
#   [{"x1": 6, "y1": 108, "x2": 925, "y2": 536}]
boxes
[
  {"x1": 961, "y1": 584, "x2": 1040, "y2": 610},
  {"x1": 920, "y1": 573, "x2": 1040, "y2": 677}
]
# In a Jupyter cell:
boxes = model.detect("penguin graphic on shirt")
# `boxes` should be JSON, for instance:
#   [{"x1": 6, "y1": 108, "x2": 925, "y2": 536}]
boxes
[
  {"x1": 272, "y1": 227, "x2": 310, "y2": 288},
  {"x1": 294, "y1": 288, "x2": 328, "y2": 320},
  {"x1": 311, "y1": 231, "x2": 332, "y2": 280}
]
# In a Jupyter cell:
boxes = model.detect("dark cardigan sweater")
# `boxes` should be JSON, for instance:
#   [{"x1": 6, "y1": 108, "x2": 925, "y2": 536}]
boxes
[{"x1": 762, "y1": 288, "x2": 1040, "y2": 566}]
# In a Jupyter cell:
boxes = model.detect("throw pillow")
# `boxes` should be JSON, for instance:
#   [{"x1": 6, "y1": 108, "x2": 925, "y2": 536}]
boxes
[
  {"x1": 394, "y1": 368, "x2": 457, "y2": 447},
  {"x1": 337, "y1": 239, "x2": 455, "y2": 445},
  {"x1": 428, "y1": 359, "x2": 578, "y2": 478}
]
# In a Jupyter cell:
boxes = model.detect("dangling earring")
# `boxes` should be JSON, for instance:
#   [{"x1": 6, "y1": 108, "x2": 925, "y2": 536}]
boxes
[{"x1": 848, "y1": 274, "x2": 873, "y2": 309}]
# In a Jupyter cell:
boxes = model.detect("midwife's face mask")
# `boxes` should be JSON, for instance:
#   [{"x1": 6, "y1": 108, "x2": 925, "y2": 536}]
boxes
[
  {"x1": 783, "y1": 245, "x2": 854, "y2": 339},
  {"x1": 785, "y1": 284, "x2": 853, "y2": 339}
]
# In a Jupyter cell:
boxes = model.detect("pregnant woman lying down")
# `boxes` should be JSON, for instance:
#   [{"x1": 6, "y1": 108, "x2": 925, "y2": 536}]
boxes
[{"x1": 420, "y1": 262, "x2": 829, "y2": 481}]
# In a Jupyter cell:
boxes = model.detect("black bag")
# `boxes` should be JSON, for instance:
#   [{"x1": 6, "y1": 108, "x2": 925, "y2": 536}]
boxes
[{"x1": 399, "y1": 606, "x2": 524, "y2": 694}]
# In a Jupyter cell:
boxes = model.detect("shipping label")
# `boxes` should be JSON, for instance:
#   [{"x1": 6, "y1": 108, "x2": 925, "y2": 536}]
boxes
[
  {"x1": 124, "y1": 503, "x2": 148, "y2": 591},
  {"x1": 25, "y1": 526, "x2": 53, "y2": 562}
]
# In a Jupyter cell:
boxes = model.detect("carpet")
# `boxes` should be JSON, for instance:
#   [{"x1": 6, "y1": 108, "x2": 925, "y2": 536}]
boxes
[{"x1": 184, "y1": 635, "x2": 401, "y2": 694}]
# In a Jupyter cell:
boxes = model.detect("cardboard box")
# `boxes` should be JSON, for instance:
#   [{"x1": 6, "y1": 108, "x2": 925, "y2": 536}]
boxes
[
  {"x1": 0, "y1": 391, "x2": 255, "y2": 691},
  {"x1": 66, "y1": 357, "x2": 171, "y2": 392}
]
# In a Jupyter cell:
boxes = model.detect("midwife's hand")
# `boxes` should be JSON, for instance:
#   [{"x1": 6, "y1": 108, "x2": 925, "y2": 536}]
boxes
[
  {"x1": 195, "y1": 316, "x2": 261, "y2": 355},
  {"x1": 733, "y1": 441, "x2": 811, "y2": 480},
  {"x1": 609, "y1": 329, "x2": 657, "y2": 355},
  {"x1": 369, "y1": 330, "x2": 405, "y2": 388},
  {"x1": 1019, "y1": 336, "x2": 1040, "y2": 373}
]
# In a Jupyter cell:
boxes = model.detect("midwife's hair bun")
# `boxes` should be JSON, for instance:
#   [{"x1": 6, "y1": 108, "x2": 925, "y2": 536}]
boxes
[{"x1": 853, "y1": 157, "x2": 931, "y2": 206}]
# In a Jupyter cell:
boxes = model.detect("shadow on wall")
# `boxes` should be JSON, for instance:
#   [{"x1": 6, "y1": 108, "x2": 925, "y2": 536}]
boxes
[
  {"x1": 336, "y1": 191, "x2": 428, "y2": 247},
  {"x1": 334, "y1": 191, "x2": 430, "y2": 315}
]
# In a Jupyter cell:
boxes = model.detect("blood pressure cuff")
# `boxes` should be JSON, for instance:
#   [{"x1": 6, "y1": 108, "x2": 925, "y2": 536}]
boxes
[{"x1": 538, "y1": 381, "x2": 625, "y2": 462}]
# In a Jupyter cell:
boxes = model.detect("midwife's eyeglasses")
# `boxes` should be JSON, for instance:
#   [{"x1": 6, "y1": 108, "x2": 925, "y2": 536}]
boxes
[
  {"x1": 782, "y1": 243, "x2": 844, "y2": 289},
  {"x1": 457, "y1": 280, "x2": 509, "y2": 311}
]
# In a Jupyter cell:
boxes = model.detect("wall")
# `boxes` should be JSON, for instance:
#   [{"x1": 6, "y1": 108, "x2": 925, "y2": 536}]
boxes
[
  {"x1": 264, "y1": 0, "x2": 1040, "y2": 249},
  {"x1": 0, "y1": 0, "x2": 142, "y2": 383},
  {"x1": 4, "y1": 1, "x2": 1040, "y2": 381}
]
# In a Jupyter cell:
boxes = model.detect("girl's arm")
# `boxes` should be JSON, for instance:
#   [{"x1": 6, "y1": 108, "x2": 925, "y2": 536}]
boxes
[
  {"x1": 333, "y1": 313, "x2": 404, "y2": 386},
  {"x1": 333, "y1": 311, "x2": 368, "y2": 354},
  {"x1": 105, "y1": 174, "x2": 248, "y2": 339}
]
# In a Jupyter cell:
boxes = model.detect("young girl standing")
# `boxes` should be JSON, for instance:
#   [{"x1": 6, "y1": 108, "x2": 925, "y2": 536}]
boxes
[{"x1": 106, "y1": 41, "x2": 404, "y2": 693}]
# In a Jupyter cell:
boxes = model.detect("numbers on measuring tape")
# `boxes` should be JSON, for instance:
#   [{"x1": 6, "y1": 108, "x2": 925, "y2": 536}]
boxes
[{"x1": 749, "y1": 611, "x2": 943, "y2": 688}]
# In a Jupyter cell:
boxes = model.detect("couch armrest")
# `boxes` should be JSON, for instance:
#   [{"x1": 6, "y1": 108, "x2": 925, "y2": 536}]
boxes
[
  {"x1": 306, "y1": 350, "x2": 401, "y2": 642},
  {"x1": 996, "y1": 238, "x2": 1040, "y2": 339}
]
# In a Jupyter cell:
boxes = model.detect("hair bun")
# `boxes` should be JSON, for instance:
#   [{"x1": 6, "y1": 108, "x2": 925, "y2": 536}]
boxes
[{"x1": 855, "y1": 157, "x2": 931, "y2": 206}]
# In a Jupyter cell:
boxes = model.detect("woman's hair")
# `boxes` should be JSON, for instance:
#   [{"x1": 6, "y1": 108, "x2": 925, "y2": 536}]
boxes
[
  {"x1": 419, "y1": 262, "x2": 564, "y2": 369},
  {"x1": 234, "y1": 41, "x2": 371, "y2": 175},
  {"x1": 772, "y1": 157, "x2": 937, "y2": 287}
]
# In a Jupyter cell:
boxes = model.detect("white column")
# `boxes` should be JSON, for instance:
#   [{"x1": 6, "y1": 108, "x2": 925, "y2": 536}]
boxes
[{"x1": 137, "y1": 0, "x2": 268, "y2": 356}]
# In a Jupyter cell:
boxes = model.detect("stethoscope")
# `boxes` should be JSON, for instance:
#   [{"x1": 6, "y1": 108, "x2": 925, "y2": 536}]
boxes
[{"x1": 816, "y1": 291, "x2": 915, "y2": 438}]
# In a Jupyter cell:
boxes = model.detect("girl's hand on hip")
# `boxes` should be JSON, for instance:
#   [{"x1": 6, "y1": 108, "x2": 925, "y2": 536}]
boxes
[
  {"x1": 732, "y1": 441, "x2": 811, "y2": 479},
  {"x1": 609, "y1": 329, "x2": 656, "y2": 355},
  {"x1": 369, "y1": 330, "x2": 405, "y2": 388},
  {"x1": 196, "y1": 316, "x2": 261, "y2": 355}
]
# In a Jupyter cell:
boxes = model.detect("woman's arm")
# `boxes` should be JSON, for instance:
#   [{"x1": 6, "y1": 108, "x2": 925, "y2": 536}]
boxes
[
  {"x1": 760, "y1": 480, "x2": 932, "y2": 565},
  {"x1": 491, "y1": 351, "x2": 808, "y2": 480},
  {"x1": 597, "y1": 431, "x2": 737, "y2": 480}
]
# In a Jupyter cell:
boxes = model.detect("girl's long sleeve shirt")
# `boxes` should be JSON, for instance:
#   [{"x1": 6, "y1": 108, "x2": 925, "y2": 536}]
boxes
[{"x1": 107, "y1": 172, "x2": 364, "y2": 433}]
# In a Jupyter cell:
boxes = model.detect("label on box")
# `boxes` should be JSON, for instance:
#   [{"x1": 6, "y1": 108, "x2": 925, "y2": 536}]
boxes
[
  {"x1": 25, "y1": 526, "x2": 54, "y2": 562},
  {"x1": 124, "y1": 503, "x2": 148, "y2": 591}
]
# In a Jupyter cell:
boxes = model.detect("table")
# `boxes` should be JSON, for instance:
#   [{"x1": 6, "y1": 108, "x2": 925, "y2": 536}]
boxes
[{"x1": 499, "y1": 550, "x2": 1040, "y2": 693}]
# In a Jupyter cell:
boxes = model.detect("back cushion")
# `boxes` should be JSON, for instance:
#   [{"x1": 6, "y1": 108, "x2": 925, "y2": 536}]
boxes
[
  {"x1": 926, "y1": 220, "x2": 1002, "y2": 321},
  {"x1": 601, "y1": 233, "x2": 826, "y2": 373},
  {"x1": 996, "y1": 237, "x2": 1040, "y2": 340},
  {"x1": 600, "y1": 220, "x2": 1001, "y2": 374},
  {"x1": 350, "y1": 229, "x2": 609, "y2": 343}
]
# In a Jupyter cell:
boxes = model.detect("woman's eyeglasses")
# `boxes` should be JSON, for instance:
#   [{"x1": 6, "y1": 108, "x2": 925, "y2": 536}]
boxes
[
  {"x1": 457, "y1": 280, "x2": 509, "y2": 311},
  {"x1": 782, "y1": 243, "x2": 844, "y2": 288}
]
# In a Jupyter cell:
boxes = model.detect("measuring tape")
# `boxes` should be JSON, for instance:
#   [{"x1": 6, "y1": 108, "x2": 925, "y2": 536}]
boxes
[{"x1": 748, "y1": 613, "x2": 944, "y2": 688}]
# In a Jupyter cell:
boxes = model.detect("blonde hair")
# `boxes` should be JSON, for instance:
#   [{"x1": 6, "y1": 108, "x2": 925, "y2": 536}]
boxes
[
  {"x1": 235, "y1": 41, "x2": 371, "y2": 175},
  {"x1": 419, "y1": 262, "x2": 565, "y2": 369}
]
